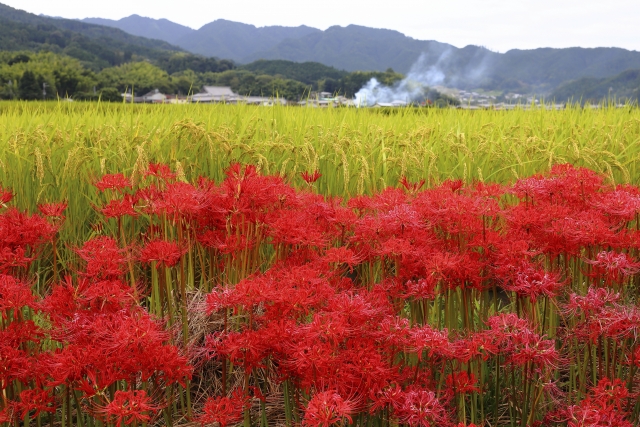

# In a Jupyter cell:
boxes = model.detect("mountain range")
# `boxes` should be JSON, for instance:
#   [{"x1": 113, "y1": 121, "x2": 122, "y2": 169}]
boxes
[
  {"x1": 0, "y1": 3, "x2": 182, "y2": 70},
  {"x1": 77, "y1": 13, "x2": 640, "y2": 93},
  {"x1": 1, "y1": 2, "x2": 640, "y2": 98}
]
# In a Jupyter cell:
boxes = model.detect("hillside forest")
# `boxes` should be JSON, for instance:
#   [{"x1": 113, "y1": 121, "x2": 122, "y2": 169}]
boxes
[{"x1": 0, "y1": 51, "x2": 408, "y2": 101}]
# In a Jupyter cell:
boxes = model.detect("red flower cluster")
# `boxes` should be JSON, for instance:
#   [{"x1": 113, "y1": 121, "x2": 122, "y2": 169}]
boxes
[{"x1": 3, "y1": 163, "x2": 640, "y2": 426}]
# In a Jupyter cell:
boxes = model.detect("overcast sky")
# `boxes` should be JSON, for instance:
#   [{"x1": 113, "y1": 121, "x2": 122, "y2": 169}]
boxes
[{"x1": 6, "y1": 0, "x2": 640, "y2": 52}]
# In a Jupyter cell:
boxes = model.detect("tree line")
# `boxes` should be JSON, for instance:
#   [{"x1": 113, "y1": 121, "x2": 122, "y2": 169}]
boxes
[{"x1": 0, "y1": 51, "x2": 406, "y2": 101}]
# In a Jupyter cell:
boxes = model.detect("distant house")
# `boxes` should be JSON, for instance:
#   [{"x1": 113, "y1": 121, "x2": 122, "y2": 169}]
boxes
[
  {"x1": 190, "y1": 86, "x2": 289, "y2": 105},
  {"x1": 141, "y1": 89, "x2": 167, "y2": 103},
  {"x1": 122, "y1": 89, "x2": 167, "y2": 103},
  {"x1": 191, "y1": 86, "x2": 239, "y2": 103}
]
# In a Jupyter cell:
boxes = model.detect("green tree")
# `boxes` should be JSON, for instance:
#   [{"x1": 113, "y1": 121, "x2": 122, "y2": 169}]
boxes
[
  {"x1": 97, "y1": 62, "x2": 174, "y2": 95},
  {"x1": 18, "y1": 70, "x2": 42, "y2": 100}
]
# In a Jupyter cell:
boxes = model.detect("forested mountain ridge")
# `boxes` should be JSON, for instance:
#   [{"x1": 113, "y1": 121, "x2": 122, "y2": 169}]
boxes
[
  {"x1": 174, "y1": 19, "x2": 321, "y2": 62},
  {"x1": 0, "y1": 3, "x2": 183, "y2": 70},
  {"x1": 550, "y1": 68, "x2": 640, "y2": 103},
  {"x1": 81, "y1": 15, "x2": 195, "y2": 45},
  {"x1": 68, "y1": 12, "x2": 640, "y2": 93}
]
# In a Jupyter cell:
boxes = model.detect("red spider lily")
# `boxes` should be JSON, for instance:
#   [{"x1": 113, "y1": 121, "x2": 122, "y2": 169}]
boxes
[
  {"x1": 301, "y1": 170, "x2": 322, "y2": 184},
  {"x1": 450, "y1": 333, "x2": 499, "y2": 363},
  {"x1": 0, "y1": 274, "x2": 37, "y2": 318},
  {"x1": 395, "y1": 389, "x2": 449, "y2": 427},
  {"x1": 584, "y1": 250, "x2": 640, "y2": 285},
  {"x1": 399, "y1": 176, "x2": 426, "y2": 194},
  {"x1": 150, "y1": 181, "x2": 208, "y2": 219},
  {"x1": 564, "y1": 378, "x2": 634, "y2": 427},
  {"x1": 303, "y1": 390, "x2": 357, "y2": 427},
  {"x1": 0, "y1": 345, "x2": 32, "y2": 385},
  {"x1": 146, "y1": 163, "x2": 177, "y2": 182},
  {"x1": 38, "y1": 201, "x2": 67, "y2": 219},
  {"x1": 502, "y1": 264, "x2": 566, "y2": 302},
  {"x1": 507, "y1": 332, "x2": 560, "y2": 369},
  {"x1": 564, "y1": 287, "x2": 620, "y2": 317},
  {"x1": 0, "y1": 207, "x2": 57, "y2": 249},
  {"x1": 445, "y1": 372, "x2": 480, "y2": 395},
  {"x1": 404, "y1": 277, "x2": 438, "y2": 301},
  {"x1": 17, "y1": 388, "x2": 55, "y2": 418},
  {"x1": 206, "y1": 330, "x2": 269, "y2": 372},
  {"x1": 100, "y1": 194, "x2": 139, "y2": 218},
  {"x1": 0, "y1": 185, "x2": 13, "y2": 205},
  {"x1": 0, "y1": 405, "x2": 15, "y2": 423},
  {"x1": 76, "y1": 236, "x2": 128, "y2": 279},
  {"x1": 322, "y1": 247, "x2": 361, "y2": 270},
  {"x1": 196, "y1": 390, "x2": 248, "y2": 427},
  {"x1": 0, "y1": 320, "x2": 44, "y2": 346},
  {"x1": 591, "y1": 188, "x2": 640, "y2": 222},
  {"x1": 96, "y1": 390, "x2": 161, "y2": 426},
  {"x1": 138, "y1": 239, "x2": 186, "y2": 269},
  {"x1": 95, "y1": 173, "x2": 132, "y2": 192}
]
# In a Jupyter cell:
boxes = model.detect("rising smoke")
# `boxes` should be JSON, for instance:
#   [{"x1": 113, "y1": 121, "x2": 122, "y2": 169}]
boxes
[{"x1": 354, "y1": 47, "x2": 493, "y2": 106}]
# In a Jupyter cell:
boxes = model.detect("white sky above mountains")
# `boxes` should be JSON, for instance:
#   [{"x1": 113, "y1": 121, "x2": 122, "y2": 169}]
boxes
[{"x1": 7, "y1": 0, "x2": 640, "y2": 52}]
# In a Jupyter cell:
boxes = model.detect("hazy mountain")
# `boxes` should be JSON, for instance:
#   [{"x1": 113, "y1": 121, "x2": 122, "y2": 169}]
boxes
[
  {"x1": 242, "y1": 25, "x2": 640, "y2": 92},
  {"x1": 81, "y1": 15, "x2": 195, "y2": 45},
  {"x1": 0, "y1": 3, "x2": 183, "y2": 69},
  {"x1": 243, "y1": 25, "x2": 454, "y2": 72},
  {"x1": 550, "y1": 68, "x2": 640, "y2": 102},
  {"x1": 0, "y1": 4, "x2": 180, "y2": 51},
  {"x1": 174, "y1": 19, "x2": 321, "y2": 62},
  {"x1": 5, "y1": 3, "x2": 640, "y2": 94}
]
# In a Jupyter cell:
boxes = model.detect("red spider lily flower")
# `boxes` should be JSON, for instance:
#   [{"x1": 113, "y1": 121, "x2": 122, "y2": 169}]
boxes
[
  {"x1": 0, "y1": 274, "x2": 37, "y2": 319},
  {"x1": 565, "y1": 378, "x2": 634, "y2": 427},
  {"x1": 303, "y1": 390, "x2": 357, "y2": 427},
  {"x1": 445, "y1": 372, "x2": 480, "y2": 395},
  {"x1": 138, "y1": 239, "x2": 186, "y2": 269},
  {"x1": 76, "y1": 236, "x2": 128, "y2": 279},
  {"x1": 0, "y1": 320, "x2": 44, "y2": 347},
  {"x1": 17, "y1": 388, "x2": 55, "y2": 418},
  {"x1": 0, "y1": 185, "x2": 13, "y2": 205},
  {"x1": 584, "y1": 251, "x2": 640, "y2": 285},
  {"x1": 591, "y1": 188, "x2": 640, "y2": 222},
  {"x1": 404, "y1": 277, "x2": 438, "y2": 301},
  {"x1": 564, "y1": 287, "x2": 620, "y2": 316},
  {"x1": 146, "y1": 163, "x2": 177, "y2": 182},
  {"x1": 395, "y1": 389, "x2": 449, "y2": 427},
  {"x1": 0, "y1": 345, "x2": 32, "y2": 384},
  {"x1": 95, "y1": 173, "x2": 132, "y2": 192},
  {"x1": 0, "y1": 409, "x2": 12, "y2": 424},
  {"x1": 100, "y1": 194, "x2": 139, "y2": 218},
  {"x1": 507, "y1": 332, "x2": 560, "y2": 369},
  {"x1": 502, "y1": 265, "x2": 566, "y2": 302},
  {"x1": 399, "y1": 176, "x2": 426, "y2": 193},
  {"x1": 150, "y1": 181, "x2": 208, "y2": 219},
  {"x1": 322, "y1": 247, "x2": 361, "y2": 270},
  {"x1": 589, "y1": 378, "x2": 629, "y2": 410},
  {"x1": 37, "y1": 201, "x2": 68, "y2": 219},
  {"x1": 205, "y1": 288, "x2": 238, "y2": 314},
  {"x1": 301, "y1": 170, "x2": 322, "y2": 184},
  {"x1": 0, "y1": 207, "x2": 58, "y2": 248},
  {"x1": 443, "y1": 179, "x2": 464, "y2": 193},
  {"x1": 97, "y1": 390, "x2": 161, "y2": 426},
  {"x1": 206, "y1": 330, "x2": 269, "y2": 372},
  {"x1": 196, "y1": 390, "x2": 248, "y2": 427}
]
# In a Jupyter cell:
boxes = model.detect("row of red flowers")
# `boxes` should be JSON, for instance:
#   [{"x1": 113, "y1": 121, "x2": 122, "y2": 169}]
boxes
[{"x1": 2, "y1": 163, "x2": 640, "y2": 426}]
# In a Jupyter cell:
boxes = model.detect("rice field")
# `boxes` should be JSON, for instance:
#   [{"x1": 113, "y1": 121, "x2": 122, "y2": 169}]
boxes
[{"x1": 2, "y1": 101, "x2": 640, "y2": 427}]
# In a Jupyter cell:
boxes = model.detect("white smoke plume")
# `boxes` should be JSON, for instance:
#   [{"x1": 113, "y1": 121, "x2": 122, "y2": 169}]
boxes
[{"x1": 354, "y1": 47, "x2": 492, "y2": 106}]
